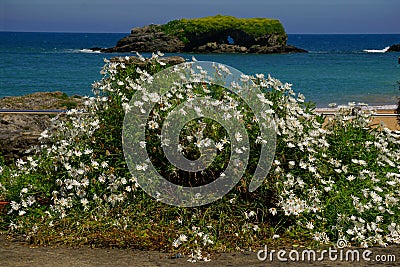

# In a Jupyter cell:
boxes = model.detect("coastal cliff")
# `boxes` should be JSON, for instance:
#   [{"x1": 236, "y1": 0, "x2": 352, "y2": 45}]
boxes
[{"x1": 96, "y1": 15, "x2": 307, "y2": 54}]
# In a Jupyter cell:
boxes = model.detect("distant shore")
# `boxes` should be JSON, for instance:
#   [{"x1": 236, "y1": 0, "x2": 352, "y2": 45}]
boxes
[
  {"x1": 316, "y1": 107, "x2": 400, "y2": 131},
  {"x1": 373, "y1": 109, "x2": 400, "y2": 130}
]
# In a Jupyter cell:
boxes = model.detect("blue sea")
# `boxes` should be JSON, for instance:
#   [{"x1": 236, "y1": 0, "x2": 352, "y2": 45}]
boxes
[{"x1": 1, "y1": 32, "x2": 399, "y2": 108}]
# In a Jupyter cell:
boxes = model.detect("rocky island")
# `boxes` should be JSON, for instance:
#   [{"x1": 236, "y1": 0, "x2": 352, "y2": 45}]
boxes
[
  {"x1": 94, "y1": 15, "x2": 307, "y2": 54},
  {"x1": 388, "y1": 43, "x2": 400, "y2": 52}
]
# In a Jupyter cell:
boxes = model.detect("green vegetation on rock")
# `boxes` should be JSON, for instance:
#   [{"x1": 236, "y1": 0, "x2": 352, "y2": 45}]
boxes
[
  {"x1": 100, "y1": 15, "x2": 306, "y2": 54},
  {"x1": 162, "y1": 15, "x2": 286, "y2": 43}
]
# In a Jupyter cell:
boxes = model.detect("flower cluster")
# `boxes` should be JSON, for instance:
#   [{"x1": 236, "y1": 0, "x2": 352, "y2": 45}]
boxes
[
  {"x1": 1, "y1": 53, "x2": 399, "y2": 257},
  {"x1": 180, "y1": 226, "x2": 214, "y2": 263}
]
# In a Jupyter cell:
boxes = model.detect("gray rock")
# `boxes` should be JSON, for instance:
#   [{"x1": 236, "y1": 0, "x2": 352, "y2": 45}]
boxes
[{"x1": 99, "y1": 25, "x2": 185, "y2": 53}]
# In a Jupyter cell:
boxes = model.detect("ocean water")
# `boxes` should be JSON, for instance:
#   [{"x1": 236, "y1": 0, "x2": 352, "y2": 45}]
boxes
[{"x1": 0, "y1": 32, "x2": 399, "y2": 108}]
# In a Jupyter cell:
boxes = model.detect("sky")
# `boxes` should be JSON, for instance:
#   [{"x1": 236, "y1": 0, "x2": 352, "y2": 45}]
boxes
[{"x1": 1, "y1": 0, "x2": 399, "y2": 34}]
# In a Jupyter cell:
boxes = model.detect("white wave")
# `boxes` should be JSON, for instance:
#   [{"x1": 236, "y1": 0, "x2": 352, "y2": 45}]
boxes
[
  {"x1": 363, "y1": 46, "x2": 390, "y2": 53},
  {"x1": 78, "y1": 49, "x2": 101, "y2": 54}
]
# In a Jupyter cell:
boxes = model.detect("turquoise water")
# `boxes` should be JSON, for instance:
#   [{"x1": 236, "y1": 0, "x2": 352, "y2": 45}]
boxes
[{"x1": 0, "y1": 32, "x2": 399, "y2": 107}]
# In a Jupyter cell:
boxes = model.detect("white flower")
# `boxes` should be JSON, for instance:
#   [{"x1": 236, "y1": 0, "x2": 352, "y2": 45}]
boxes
[
  {"x1": 235, "y1": 132, "x2": 243, "y2": 142},
  {"x1": 136, "y1": 163, "x2": 148, "y2": 171},
  {"x1": 10, "y1": 201, "x2": 20, "y2": 211},
  {"x1": 178, "y1": 234, "x2": 188, "y2": 242},
  {"x1": 148, "y1": 92, "x2": 160, "y2": 103},
  {"x1": 288, "y1": 161, "x2": 295, "y2": 168},
  {"x1": 122, "y1": 102, "x2": 132, "y2": 112},
  {"x1": 101, "y1": 161, "x2": 108, "y2": 168},
  {"x1": 346, "y1": 175, "x2": 356, "y2": 181},
  {"x1": 269, "y1": 208, "x2": 277, "y2": 216},
  {"x1": 245, "y1": 210, "x2": 256, "y2": 219},
  {"x1": 148, "y1": 120, "x2": 159, "y2": 130},
  {"x1": 172, "y1": 234, "x2": 187, "y2": 248},
  {"x1": 235, "y1": 148, "x2": 243, "y2": 154},
  {"x1": 98, "y1": 174, "x2": 106, "y2": 183},
  {"x1": 16, "y1": 159, "x2": 26, "y2": 166},
  {"x1": 40, "y1": 130, "x2": 49, "y2": 138},
  {"x1": 370, "y1": 191, "x2": 382, "y2": 203},
  {"x1": 201, "y1": 138, "x2": 211, "y2": 148},
  {"x1": 172, "y1": 239, "x2": 181, "y2": 248},
  {"x1": 215, "y1": 142, "x2": 224, "y2": 151},
  {"x1": 84, "y1": 149, "x2": 93, "y2": 155},
  {"x1": 221, "y1": 136, "x2": 229, "y2": 144},
  {"x1": 91, "y1": 161, "x2": 99, "y2": 169},
  {"x1": 80, "y1": 198, "x2": 89, "y2": 206}
]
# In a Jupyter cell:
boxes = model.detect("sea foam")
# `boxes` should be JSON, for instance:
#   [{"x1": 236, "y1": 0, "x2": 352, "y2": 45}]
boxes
[
  {"x1": 363, "y1": 46, "x2": 391, "y2": 53},
  {"x1": 79, "y1": 49, "x2": 101, "y2": 54}
]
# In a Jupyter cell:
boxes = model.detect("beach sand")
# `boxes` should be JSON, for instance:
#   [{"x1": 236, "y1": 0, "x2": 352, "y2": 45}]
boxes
[
  {"x1": 372, "y1": 109, "x2": 400, "y2": 131},
  {"x1": 317, "y1": 108, "x2": 400, "y2": 131}
]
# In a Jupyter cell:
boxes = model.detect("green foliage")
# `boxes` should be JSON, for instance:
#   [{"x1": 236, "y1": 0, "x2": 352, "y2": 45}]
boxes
[
  {"x1": 1, "y1": 55, "x2": 400, "y2": 258},
  {"x1": 162, "y1": 15, "x2": 286, "y2": 43}
]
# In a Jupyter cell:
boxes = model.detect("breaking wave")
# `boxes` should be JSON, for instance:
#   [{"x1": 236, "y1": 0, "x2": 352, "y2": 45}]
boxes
[{"x1": 363, "y1": 46, "x2": 390, "y2": 53}]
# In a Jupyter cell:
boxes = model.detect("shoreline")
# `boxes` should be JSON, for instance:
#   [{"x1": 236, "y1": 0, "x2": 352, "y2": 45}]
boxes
[
  {"x1": 316, "y1": 107, "x2": 400, "y2": 131},
  {"x1": 370, "y1": 109, "x2": 399, "y2": 130},
  {"x1": 316, "y1": 104, "x2": 398, "y2": 111}
]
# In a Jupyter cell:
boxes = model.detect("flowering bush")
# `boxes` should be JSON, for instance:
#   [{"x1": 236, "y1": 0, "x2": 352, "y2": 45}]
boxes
[
  {"x1": 1, "y1": 53, "x2": 399, "y2": 259},
  {"x1": 396, "y1": 81, "x2": 400, "y2": 125}
]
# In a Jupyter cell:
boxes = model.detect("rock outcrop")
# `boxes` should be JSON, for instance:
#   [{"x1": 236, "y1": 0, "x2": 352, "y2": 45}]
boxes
[
  {"x1": 0, "y1": 92, "x2": 83, "y2": 163},
  {"x1": 94, "y1": 15, "x2": 307, "y2": 54},
  {"x1": 388, "y1": 44, "x2": 400, "y2": 52}
]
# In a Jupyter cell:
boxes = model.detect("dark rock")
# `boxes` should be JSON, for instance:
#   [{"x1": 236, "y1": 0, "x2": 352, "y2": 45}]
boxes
[
  {"x1": 96, "y1": 16, "x2": 307, "y2": 54},
  {"x1": 249, "y1": 44, "x2": 307, "y2": 54},
  {"x1": 387, "y1": 44, "x2": 400, "y2": 52},
  {"x1": 100, "y1": 25, "x2": 185, "y2": 53},
  {"x1": 89, "y1": 47, "x2": 103, "y2": 52}
]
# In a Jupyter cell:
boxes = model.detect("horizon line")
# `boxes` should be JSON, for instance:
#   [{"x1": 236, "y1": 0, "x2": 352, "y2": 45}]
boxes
[{"x1": 1, "y1": 30, "x2": 400, "y2": 35}]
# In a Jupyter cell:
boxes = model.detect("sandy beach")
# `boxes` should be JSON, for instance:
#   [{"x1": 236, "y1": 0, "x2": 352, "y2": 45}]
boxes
[
  {"x1": 372, "y1": 109, "x2": 400, "y2": 131},
  {"x1": 317, "y1": 108, "x2": 400, "y2": 131}
]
